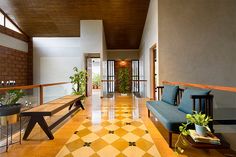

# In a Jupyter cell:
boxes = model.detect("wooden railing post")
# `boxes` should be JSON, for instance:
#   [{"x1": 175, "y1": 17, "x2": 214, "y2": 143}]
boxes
[{"x1": 40, "y1": 85, "x2": 43, "y2": 105}]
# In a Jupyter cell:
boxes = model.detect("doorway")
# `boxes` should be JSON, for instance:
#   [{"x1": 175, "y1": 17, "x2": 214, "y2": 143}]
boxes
[
  {"x1": 150, "y1": 44, "x2": 158, "y2": 100},
  {"x1": 86, "y1": 57, "x2": 101, "y2": 96}
]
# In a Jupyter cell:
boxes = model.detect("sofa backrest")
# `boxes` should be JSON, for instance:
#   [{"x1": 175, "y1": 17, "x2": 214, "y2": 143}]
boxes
[{"x1": 156, "y1": 86, "x2": 213, "y2": 116}]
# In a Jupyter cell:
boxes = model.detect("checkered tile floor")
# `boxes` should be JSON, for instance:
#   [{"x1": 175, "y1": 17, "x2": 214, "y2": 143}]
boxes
[{"x1": 56, "y1": 106, "x2": 161, "y2": 157}]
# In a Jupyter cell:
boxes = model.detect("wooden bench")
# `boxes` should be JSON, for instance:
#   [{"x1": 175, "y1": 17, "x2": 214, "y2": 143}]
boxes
[{"x1": 20, "y1": 95, "x2": 84, "y2": 140}]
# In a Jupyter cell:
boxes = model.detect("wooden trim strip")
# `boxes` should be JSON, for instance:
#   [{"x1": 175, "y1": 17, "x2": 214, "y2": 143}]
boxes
[{"x1": 163, "y1": 81, "x2": 236, "y2": 93}]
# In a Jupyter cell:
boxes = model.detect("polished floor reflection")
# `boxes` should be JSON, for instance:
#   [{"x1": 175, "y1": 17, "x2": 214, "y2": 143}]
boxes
[
  {"x1": 1, "y1": 90, "x2": 229, "y2": 157},
  {"x1": 56, "y1": 91, "x2": 160, "y2": 157}
]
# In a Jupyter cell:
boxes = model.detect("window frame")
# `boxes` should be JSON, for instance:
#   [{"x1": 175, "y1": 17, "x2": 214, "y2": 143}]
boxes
[{"x1": 0, "y1": 8, "x2": 24, "y2": 34}]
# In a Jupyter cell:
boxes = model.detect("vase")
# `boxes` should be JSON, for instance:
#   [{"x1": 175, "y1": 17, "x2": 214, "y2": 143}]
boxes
[
  {"x1": 195, "y1": 124, "x2": 207, "y2": 136},
  {"x1": 121, "y1": 93, "x2": 127, "y2": 96}
]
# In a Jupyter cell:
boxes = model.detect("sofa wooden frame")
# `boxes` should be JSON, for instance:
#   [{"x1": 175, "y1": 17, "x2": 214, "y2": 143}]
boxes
[{"x1": 148, "y1": 86, "x2": 214, "y2": 148}]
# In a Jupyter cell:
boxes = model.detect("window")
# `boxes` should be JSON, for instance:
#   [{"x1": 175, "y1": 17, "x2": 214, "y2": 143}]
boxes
[
  {"x1": 0, "y1": 12, "x2": 4, "y2": 26},
  {"x1": 0, "y1": 10, "x2": 22, "y2": 34},
  {"x1": 5, "y1": 18, "x2": 22, "y2": 33}
]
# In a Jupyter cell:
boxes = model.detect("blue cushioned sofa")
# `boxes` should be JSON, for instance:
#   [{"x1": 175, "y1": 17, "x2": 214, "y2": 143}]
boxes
[{"x1": 146, "y1": 85, "x2": 214, "y2": 147}]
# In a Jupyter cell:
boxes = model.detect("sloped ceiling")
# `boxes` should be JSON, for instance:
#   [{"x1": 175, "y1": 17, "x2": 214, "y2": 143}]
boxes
[{"x1": 0, "y1": 0, "x2": 150, "y2": 49}]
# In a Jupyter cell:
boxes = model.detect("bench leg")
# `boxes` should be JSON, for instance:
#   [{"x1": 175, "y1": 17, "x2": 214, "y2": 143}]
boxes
[
  {"x1": 148, "y1": 109, "x2": 150, "y2": 117},
  {"x1": 37, "y1": 116, "x2": 54, "y2": 140},
  {"x1": 68, "y1": 103, "x2": 74, "y2": 110},
  {"x1": 23, "y1": 117, "x2": 37, "y2": 140},
  {"x1": 169, "y1": 132, "x2": 172, "y2": 148},
  {"x1": 23, "y1": 116, "x2": 54, "y2": 140},
  {"x1": 76, "y1": 100, "x2": 85, "y2": 110}
]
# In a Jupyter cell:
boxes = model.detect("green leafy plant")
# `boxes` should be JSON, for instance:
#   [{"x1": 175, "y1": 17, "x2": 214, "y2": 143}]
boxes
[
  {"x1": 69, "y1": 67, "x2": 88, "y2": 98},
  {"x1": 175, "y1": 111, "x2": 213, "y2": 154},
  {"x1": 0, "y1": 90, "x2": 25, "y2": 105},
  {"x1": 92, "y1": 73, "x2": 101, "y2": 88},
  {"x1": 117, "y1": 68, "x2": 130, "y2": 94}
]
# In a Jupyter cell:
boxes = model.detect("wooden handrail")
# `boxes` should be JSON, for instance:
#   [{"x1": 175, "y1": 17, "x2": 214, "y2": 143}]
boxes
[
  {"x1": 101, "y1": 80, "x2": 147, "y2": 82},
  {"x1": 132, "y1": 80, "x2": 147, "y2": 82},
  {"x1": 40, "y1": 82, "x2": 70, "y2": 87},
  {"x1": 0, "y1": 84, "x2": 41, "y2": 91},
  {"x1": 101, "y1": 80, "x2": 115, "y2": 82},
  {"x1": 163, "y1": 81, "x2": 236, "y2": 93},
  {"x1": 0, "y1": 82, "x2": 70, "y2": 91},
  {"x1": 39, "y1": 82, "x2": 70, "y2": 104},
  {"x1": 0, "y1": 82, "x2": 71, "y2": 105}
]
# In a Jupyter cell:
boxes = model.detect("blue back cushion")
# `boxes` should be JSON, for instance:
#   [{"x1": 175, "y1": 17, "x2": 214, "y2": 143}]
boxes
[
  {"x1": 178, "y1": 88, "x2": 211, "y2": 114},
  {"x1": 161, "y1": 85, "x2": 179, "y2": 105}
]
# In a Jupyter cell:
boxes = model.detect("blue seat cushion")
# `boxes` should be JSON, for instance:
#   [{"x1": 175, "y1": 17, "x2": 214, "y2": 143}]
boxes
[
  {"x1": 178, "y1": 88, "x2": 211, "y2": 114},
  {"x1": 161, "y1": 85, "x2": 179, "y2": 105},
  {"x1": 146, "y1": 100, "x2": 187, "y2": 132}
]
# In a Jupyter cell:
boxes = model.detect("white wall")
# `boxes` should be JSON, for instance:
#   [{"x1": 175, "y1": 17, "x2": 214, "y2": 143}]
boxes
[
  {"x1": 101, "y1": 26, "x2": 107, "y2": 96},
  {"x1": 0, "y1": 32, "x2": 28, "y2": 52},
  {"x1": 139, "y1": 0, "x2": 158, "y2": 98},
  {"x1": 33, "y1": 20, "x2": 104, "y2": 100}
]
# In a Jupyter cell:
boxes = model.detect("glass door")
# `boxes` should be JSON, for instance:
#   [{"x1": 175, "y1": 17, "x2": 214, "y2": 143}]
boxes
[
  {"x1": 107, "y1": 60, "x2": 115, "y2": 93},
  {"x1": 132, "y1": 60, "x2": 139, "y2": 93}
]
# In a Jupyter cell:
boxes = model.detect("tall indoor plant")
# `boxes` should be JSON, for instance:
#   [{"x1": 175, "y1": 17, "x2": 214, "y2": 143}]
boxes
[
  {"x1": 117, "y1": 68, "x2": 130, "y2": 95},
  {"x1": 69, "y1": 67, "x2": 88, "y2": 98}
]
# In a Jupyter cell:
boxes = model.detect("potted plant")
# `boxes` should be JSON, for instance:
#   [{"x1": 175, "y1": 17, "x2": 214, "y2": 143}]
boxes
[
  {"x1": 69, "y1": 67, "x2": 88, "y2": 99},
  {"x1": 117, "y1": 68, "x2": 130, "y2": 96},
  {"x1": 92, "y1": 73, "x2": 101, "y2": 89},
  {"x1": 0, "y1": 90, "x2": 25, "y2": 125},
  {"x1": 175, "y1": 111, "x2": 212, "y2": 154}
]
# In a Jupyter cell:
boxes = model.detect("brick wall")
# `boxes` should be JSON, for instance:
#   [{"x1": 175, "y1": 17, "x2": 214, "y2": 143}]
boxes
[{"x1": 0, "y1": 27, "x2": 32, "y2": 86}]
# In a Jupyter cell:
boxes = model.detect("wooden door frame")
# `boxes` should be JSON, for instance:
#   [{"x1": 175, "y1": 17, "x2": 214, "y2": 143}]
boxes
[{"x1": 150, "y1": 43, "x2": 157, "y2": 100}]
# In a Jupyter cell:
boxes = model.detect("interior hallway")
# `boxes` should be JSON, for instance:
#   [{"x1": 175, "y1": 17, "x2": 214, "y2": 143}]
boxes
[{"x1": 1, "y1": 90, "x2": 227, "y2": 157}]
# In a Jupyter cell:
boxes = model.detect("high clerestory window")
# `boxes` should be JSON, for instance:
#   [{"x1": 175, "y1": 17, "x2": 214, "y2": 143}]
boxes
[
  {"x1": 0, "y1": 12, "x2": 4, "y2": 26},
  {"x1": 0, "y1": 10, "x2": 22, "y2": 34}
]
